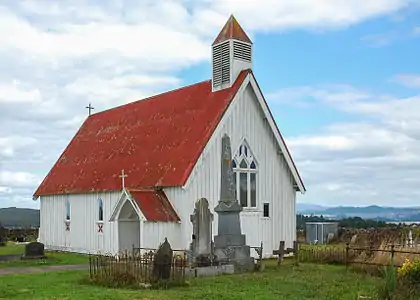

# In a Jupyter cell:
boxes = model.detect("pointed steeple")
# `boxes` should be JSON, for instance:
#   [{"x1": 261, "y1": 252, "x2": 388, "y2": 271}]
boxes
[
  {"x1": 212, "y1": 15, "x2": 252, "y2": 46},
  {"x1": 211, "y1": 15, "x2": 253, "y2": 92}
]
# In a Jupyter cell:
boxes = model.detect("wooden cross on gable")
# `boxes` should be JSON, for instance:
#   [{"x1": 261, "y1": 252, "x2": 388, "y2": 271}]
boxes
[
  {"x1": 86, "y1": 103, "x2": 94, "y2": 116},
  {"x1": 119, "y1": 169, "x2": 128, "y2": 189}
]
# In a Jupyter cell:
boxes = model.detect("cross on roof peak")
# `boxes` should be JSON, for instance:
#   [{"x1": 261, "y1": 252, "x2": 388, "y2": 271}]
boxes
[
  {"x1": 119, "y1": 169, "x2": 128, "y2": 189},
  {"x1": 86, "y1": 103, "x2": 94, "y2": 116}
]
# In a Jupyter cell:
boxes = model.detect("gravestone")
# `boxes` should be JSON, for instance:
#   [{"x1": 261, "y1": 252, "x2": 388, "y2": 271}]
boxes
[
  {"x1": 409, "y1": 230, "x2": 413, "y2": 248},
  {"x1": 153, "y1": 238, "x2": 173, "y2": 281},
  {"x1": 213, "y1": 134, "x2": 254, "y2": 272},
  {"x1": 190, "y1": 198, "x2": 215, "y2": 266},
  {"x1": 0, "y1": 225, "x2": 5, "y2": 246},
  {"x1": 326, "y1": 233, "x2": 335, "y2": 244},
  {"x1": 23, "y1": 242, "x2": 45, "y2": 259},
  {"x1": 350, "y1": 234, "x2": 358, "y2": 245}
]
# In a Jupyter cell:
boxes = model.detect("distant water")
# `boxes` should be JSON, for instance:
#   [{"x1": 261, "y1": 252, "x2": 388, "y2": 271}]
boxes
[{"x1": 387, "y1": 221, "x2": 420, "y2": 225}]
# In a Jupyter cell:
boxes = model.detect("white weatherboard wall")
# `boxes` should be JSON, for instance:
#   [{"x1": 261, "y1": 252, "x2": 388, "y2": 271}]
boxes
[
  {"x1": 166, "y1": 76, "x2": 297, "y2": 257},
  {"x1": 39, "y1": 191, "x2": 121, "y2": 254},
  {"x1": 39, "y1": 191, "x2": 183, "y2": 254},
  {"x1": 143, "y1": 222, "x2": 182, "y2": 250}
]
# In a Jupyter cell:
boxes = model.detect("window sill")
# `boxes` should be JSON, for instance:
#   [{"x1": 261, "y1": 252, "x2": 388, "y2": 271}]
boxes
[{"x1": 96, "y1": 221, "x2": 104, "y2": 224}]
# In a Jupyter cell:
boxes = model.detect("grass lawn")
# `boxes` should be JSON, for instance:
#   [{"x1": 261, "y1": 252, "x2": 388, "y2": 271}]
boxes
[
  {"x1": 0, "y1": 242, "x2": 89, "y2": 268},
  {"x1": 0, "y1": 261, "x2": 382, "y2": 300}
]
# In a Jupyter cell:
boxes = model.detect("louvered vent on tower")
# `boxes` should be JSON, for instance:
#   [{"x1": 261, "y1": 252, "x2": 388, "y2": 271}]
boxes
[
  {"x1": 212, "y1": 41, "x2": 231, "y2": 88},
  {"x1": 233, "y1": 41, "x2": 251, "y2": 62}
]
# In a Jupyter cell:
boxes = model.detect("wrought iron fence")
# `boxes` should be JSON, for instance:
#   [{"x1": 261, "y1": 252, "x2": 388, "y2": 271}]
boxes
[{"x1": 88, "y1": 247, "x2": 187, "y2": 288}]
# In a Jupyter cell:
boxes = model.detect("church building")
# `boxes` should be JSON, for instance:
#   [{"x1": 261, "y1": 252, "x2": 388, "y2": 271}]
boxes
[{"x1": 33, "y1": 15, "x2": 306, "y2": 257}]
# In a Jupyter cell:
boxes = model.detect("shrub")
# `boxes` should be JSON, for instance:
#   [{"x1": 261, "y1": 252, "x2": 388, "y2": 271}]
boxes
[
  {"x1": 377, "y1": 258, "x2": 420, "y2": 300},
  {"x1": 397, "y1": 258, "x2": 420, "y2": 284}
]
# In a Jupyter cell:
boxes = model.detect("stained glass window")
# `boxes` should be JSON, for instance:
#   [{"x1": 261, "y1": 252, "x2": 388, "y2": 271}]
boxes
[
  {"x1": 99, "y1": 199, "x2": 103, "y2": 221},
  {"x1": 250, "y1": 173, "x2": 256, "y2": 207},
  {"x1": 65, "y1": 199, "x2": 70, "y2": 220},
  {"x1": 232, "y1": 140, "x2": 258, "y2": 209},
  {"x1": 240, "y1": 172, "x2": 247, "y2": 207}
]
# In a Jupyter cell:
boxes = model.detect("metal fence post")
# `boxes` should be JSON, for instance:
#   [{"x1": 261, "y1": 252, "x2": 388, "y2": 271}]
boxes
[
  {"x1": 390, "y1": 244, "x2": 395, "y2": 268},
  {"x1": 293, "y1": 241, "x2": 299, "y2": 266}
]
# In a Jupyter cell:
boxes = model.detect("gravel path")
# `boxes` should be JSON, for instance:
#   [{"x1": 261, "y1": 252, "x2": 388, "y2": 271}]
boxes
[{"x1": 0, "y1": 264, "x2": 89, "y2": 276}]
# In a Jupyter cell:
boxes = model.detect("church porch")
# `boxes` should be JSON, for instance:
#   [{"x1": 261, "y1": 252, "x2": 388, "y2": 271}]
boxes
[{"x1": 110, "y1": 189, "x2": 182, "y2": 254}]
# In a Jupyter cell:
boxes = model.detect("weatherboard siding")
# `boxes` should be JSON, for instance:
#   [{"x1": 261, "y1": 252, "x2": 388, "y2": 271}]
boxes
[
  {"x1": 165, "y1": 80, "x2": 297, "y2": 257},
  {"x1": 39, "y1": 191, "x2": 120, "y2": 254},
  {"x1": 142, "y1": 222, "x2": 182, "y2": 250},
  {"x1": 38, "y1": 191, "x2": 182, "y2": 254}
]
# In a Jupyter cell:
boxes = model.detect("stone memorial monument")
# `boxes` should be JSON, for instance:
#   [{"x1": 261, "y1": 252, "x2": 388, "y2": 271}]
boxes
[
  {"x1": 190, "y1": 198, "x2": 215, "y2": 266},
  {"x1": 213, "y1": 133, "x2": 254, "y2": 272}
]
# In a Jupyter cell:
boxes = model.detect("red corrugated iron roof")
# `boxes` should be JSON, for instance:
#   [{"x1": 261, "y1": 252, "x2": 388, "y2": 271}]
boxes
[
  {"x1": 33, "y1": 70, "x2": 250, "y2": 197},
  {"x1": 212, "y1": 15, "x2": 252, "y2": 46},
  {"x1": 129, "y1": 189, "x2": 180, "y2": 222}
]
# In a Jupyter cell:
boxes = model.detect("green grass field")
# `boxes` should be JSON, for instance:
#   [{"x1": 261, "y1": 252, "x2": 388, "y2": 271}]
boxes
[
  {"x1": 0, "y1": 260, "x2": 382, "y2": 300},
  {"x1": 0, "y1": 242, "x2": 88, "y2": 268}
]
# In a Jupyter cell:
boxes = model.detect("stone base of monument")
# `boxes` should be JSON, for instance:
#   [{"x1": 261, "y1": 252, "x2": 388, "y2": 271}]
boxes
[
  {"x1": 214, "y1": 246, "x2": 255, "y2": 272},
  {"x1": 185, "y1": 264, "x2": 235, "y2": 277}
]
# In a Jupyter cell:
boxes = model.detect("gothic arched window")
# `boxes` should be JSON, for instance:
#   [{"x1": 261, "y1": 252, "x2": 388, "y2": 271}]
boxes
[
  {"x1": 232, "y1": 141, "x2": 257, "y2": 208},
  {"x1": 98, "y1": 198, "x2": 104, "y2": 222},
  {"x1": 65, "y1": 198, "x2": 70, "y2": 221}
]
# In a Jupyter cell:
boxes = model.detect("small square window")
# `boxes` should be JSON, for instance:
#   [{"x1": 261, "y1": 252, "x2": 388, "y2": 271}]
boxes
[{"x1": 263, "y1": 203, "x2": 269, "y2": 217}]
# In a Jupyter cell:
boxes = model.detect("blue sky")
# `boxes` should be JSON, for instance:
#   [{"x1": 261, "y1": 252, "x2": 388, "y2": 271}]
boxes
[{"x1": 1, "y1": 1, "x2": 420, "y2": 208}]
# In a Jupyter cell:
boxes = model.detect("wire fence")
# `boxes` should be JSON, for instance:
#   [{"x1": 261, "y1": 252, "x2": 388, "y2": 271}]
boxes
[{"x1": 298, "y1": 243, "x2": 420, "y2": 269}]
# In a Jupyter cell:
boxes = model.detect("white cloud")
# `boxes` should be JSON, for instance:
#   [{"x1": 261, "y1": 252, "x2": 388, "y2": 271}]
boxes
[
  {"x1": 0, "y1": 136, "x2": 37, "y2": 158},
  {"x1": 289, "y1": 136, "x2": 356, "y2": 151},
  {"x1": 64, "y1": 74, "x2": 181, "y2": 107},
  {"x1": 0, "y1": 186, "x2": 12, "y2": 194},
  {"x1": 0, "y1": 82, "x2": 42, "y2": 104},
  {"x1": 0, "y1": 171, "x2": 41, "y2": 188},
  {"x1": 360, "y1": 30, "x2": 400, "y2": 47},
  {"x1": 203, "y1": 0, "x2": 415, "y2": 32},
  {"x1": 273, "y1": 83, "x2": 420, "y2": 206},
  {"x1": 392, "y1": 74, "x2": 420, "y2": 88},
  {"x1": 0, "y1": 14, "x2": 208, "y2": 70}
]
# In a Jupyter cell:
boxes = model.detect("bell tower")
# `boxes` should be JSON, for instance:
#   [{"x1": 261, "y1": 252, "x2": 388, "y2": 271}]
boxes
[{"x1": 212, "y1": 15, "x2": 252, "y2": 92}]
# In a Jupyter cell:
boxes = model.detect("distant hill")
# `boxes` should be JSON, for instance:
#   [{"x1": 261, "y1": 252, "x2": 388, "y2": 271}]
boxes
[
  {"x1": 0, "y1": 207, "x2": 40, "y2": 228},
  {"x1": 297, "y1": 204, "x2": 420, "y2": 222},
  {"x1": 297, "y1": 203, "x2": 328, "y2": 212}
]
